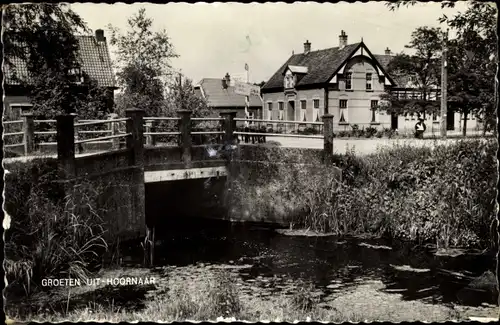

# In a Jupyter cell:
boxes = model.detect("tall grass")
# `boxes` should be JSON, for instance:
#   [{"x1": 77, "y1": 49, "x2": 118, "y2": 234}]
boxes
[
  {"x1": 226, "y1": 139, "x2": 498, "y2": 249},
  {"x1": 4, "y1": 161, "x2": 109, "y2": 297}
]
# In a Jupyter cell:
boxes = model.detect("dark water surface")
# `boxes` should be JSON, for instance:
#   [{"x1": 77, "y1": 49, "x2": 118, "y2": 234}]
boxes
[{"x1": 136, "y1": 216, "x2": 497, "y2": 309}]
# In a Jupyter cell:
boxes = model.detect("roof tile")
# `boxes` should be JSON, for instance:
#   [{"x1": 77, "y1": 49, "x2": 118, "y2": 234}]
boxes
[
  {"x1": 262, "y1": 43, "x2": 361, "y2": 90},
  {"x1": 4, "y1": 35, "x2": 115, "y2": 88},
  {"x1": 197, "y1": 78, "x2": 262, "y2": 108}
]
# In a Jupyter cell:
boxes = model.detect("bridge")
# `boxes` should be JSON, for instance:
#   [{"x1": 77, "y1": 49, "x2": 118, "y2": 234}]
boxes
[{"x1": 3, "y1": 109, "x2": 337, "y2": 259}]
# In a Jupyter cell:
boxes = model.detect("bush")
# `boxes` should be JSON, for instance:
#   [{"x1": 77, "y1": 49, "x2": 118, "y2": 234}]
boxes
[
  {"x1": 4, "y1": 162, "x2": 109, "y2": 297},
  {"x1": 227, "y1": 139, "x2": 498, "y2": 249},
  {"x1": 365, "y1": 127, "x2": 377, "y2": 138}
]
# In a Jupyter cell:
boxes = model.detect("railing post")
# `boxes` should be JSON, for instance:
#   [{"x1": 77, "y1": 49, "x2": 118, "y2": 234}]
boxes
[
  {"x1": 56, "y1": 114, "x2": 77, "y2": 178},
  {"x1": 126, "y1": 109, "x2": 145, "y2": 167},
  {"x1": 177, "y1": 110, "x2": 193, "y2": 165},
  {"x1": 220, "y1": 111, "x2": 237, "y2": 145},
  {"x1": 322, "y1": 114, "x2": 334, "y2": 164},
  {"x1": 145, "y1": 121, "x2": 153, "y2": 146},
  {"x1": 109, "y1": 113, "x2": 119, "y2": 150},
  {"x1": 22, "y1": 112, "x2": 34, "y2": 156}
]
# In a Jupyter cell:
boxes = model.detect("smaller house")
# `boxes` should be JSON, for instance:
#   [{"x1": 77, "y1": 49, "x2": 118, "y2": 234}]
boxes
[
  {"x1": 3, "y1": 29, "x2": 117, "y2": 120},
  {"x1": 194, "y1": 73, "x2": 263, "y2": 119}
]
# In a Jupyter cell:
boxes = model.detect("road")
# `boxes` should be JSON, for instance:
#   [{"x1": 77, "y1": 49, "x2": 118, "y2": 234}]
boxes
[{"x1": 267, "y1": 136, "x2": 485, "y2": 156}]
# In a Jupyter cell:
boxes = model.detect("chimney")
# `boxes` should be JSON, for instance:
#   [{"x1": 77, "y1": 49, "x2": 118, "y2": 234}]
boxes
[
  {"x1": 385, "y1": 47, "x2": 391, "y2": 55},
  {"x1": 95, "y1": 29, "x2": 105, "y2": 42},
  {"x1": 303, "y1": 40, "x2": 311, "y2": 54},
  {"x1": 339, "y1": 30, "x2": 348, "y2": 49}
]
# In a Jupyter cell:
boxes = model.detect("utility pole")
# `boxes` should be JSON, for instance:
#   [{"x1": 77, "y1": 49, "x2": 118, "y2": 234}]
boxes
[
  {"x1": 244, "y1": 63, "x2": 250, "y2": 123},
  {"x1": 178, "y1": 72, "x2": 184, "y2": 110},
  {"x1": 440, "y1": 29, "x2": 449, "y2": 138}
]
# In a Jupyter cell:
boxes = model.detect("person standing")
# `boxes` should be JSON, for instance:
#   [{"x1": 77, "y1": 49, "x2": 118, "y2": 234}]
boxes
[{"x1": 415, "y1": 117, "x2": 427, "y2": 139}]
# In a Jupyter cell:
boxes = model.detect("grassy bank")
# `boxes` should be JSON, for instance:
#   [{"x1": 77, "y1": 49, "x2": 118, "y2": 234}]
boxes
[
  {"x1": 8, "y1": 266, "x2": 495, "y2": 323},
  {"x1": 227, "y1": 139, "x2": 498, "y2": 249}
]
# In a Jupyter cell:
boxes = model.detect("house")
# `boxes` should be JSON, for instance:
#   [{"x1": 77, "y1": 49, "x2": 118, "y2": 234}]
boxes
[
  {"x1": 3, "y1": 29, "x2": 116, "y2": 120},
  {"x1": 261, "y1": 30, "x2": 478, "y2": 133},
  {"x1": 194, "y1": 73, "x2": 263, "y2": 119}
]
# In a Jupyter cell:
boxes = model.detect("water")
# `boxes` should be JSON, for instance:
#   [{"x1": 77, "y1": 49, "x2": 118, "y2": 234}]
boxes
[{"x1": 145, "y1": 218, "x2": 497, "y2": 308}]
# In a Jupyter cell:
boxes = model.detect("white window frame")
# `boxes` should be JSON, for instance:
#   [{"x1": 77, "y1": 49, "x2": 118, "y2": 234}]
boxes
[
  {"x1": 313, "y1": 98, "x2": 320, "y2": 109},
  {"x1": 366, "y1": 73, "x2": 373, "y2": 90},
  {"x1": 345, "y1": 72, "x2": 353, "y2": 90},
  {"x1": 300, "y1": 99, "x2": 307, "y2": 122},
  {"x1": 313, "y1": 98, "x2": 320, "y2": 122},
  {"x1": 278, "y1": 101, "x2": 284, "y2": 120},
  {"x1": 339, "y1": 99, "x2": 348, "y2": 123},
  {"x1": 267, "y1": 101, "x2": 273, "y2": 120}
]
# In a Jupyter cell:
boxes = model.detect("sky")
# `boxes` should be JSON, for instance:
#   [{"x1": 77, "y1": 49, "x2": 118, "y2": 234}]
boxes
[{"x1": 70, "y1": 1, "x2": 470, "y2": 85}]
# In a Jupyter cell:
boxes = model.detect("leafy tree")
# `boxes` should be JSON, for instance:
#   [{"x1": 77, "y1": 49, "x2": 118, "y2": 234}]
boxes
[
  {"x1": 385, "y1": 0, "x2": 498, "y2": 135},
  {"x1": 3, "y1": 3, "x2": 109, "y2": 118},
  {"x1": 380, "y1": 27, "x2": 442, "y2": 117},
  {"x1": 108, "y1": 8, "x2": 178, "y2": 117},
  {"x1": 440, "y1": 2, "x2": 497, "y2": 135}
]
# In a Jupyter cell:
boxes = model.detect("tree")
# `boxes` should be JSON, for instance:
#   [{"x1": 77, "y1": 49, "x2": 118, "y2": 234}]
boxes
[
  {"x1": 164, "y1": 76, "x2": 213, "y2": 118},
  {"x1": 440, "y1": 2, "x2": 497, "y2": 135},
  {"x1": 107, "y1": 8, "x2": 178, "y2": 116},
  {"x1": 385, "y1": 0, "x2": 498, "y2": 136},
  {"x1": 379, "y1": 27, "x2": 442, "y2": 118},
  {"x1": 3, "y1": 3, "x2": 109, "y2": 118}
]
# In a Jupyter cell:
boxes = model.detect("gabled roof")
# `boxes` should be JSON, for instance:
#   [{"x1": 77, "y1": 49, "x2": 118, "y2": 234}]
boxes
[
  {"x1": 195, "y1": 78, "x2": 263, "y2": 108},
  {"x1": 3, "y1": 35, "x2": 116, "y2": 88},
  {"x1": 263, "y1": 42, "x2": 403, "y2": 92},
  {"x1": 262, "y1": 43, "x2": 361, "y2": 91}
]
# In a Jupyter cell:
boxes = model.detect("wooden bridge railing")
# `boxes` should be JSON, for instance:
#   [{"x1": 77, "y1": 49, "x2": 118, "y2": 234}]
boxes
[{"x1": 3, "y1": 109, "x2": 335, "y2": 164}]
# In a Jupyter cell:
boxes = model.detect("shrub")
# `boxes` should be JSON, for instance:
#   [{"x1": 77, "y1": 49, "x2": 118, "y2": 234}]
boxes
[
  {"x1": 365, "y1": 127, "x2": 377, "y2": 138},
  {"x1": 338, "y1": 131, "x2": 348, "y2": 138},
  {"x1": 4, "y1": 161, "x2": 109, "y2": 297},
  {"x1": 227, "y1": 139, "x2": 498, "y2": 249}
]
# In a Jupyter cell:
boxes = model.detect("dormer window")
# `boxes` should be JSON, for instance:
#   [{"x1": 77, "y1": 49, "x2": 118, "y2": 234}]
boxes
[
  {"x1": 284, "y1": 72, "x2": 295, "y2": 89},
  {"x1": 68, "y1": 67, "x2": 83, "y2": 84},
  {"x1": 284, "y1": 65, "x2": 308, "y2": 90}
]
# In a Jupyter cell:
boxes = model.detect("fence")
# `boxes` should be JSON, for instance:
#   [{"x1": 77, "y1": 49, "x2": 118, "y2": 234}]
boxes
[{"x1": 3, "y1": 109, "x2": 337, "y2": 163}]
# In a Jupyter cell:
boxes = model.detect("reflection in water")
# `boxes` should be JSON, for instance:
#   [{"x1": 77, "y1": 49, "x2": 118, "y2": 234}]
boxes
[{"x1": 142, "y1": 218, "x2": 497, "y2": 308}]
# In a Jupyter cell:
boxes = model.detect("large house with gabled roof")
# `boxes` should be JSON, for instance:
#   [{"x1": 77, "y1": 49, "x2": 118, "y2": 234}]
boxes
[
  {"x1": 261, "y1": 30, "x2": 476, "y2": 133},
  {"x1": 3, "y1": 29, "x2": 117, "y2": 120}
]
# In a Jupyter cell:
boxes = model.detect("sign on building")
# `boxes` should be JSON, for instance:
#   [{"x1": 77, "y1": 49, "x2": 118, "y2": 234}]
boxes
[{"x1": 234, "y1": 81, "x2": 260, "y2": 96}]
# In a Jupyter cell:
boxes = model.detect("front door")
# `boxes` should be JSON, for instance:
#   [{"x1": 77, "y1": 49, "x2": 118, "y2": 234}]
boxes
[
  {"x1": 391, "y1": 113, "x2": 398, "y2": 130},
  {"x1": 287, "y1": 101, "x2": 295, "y2": 121},
  {"x1": 446, "y1": 110, "x2": 455, "y2": 130}
]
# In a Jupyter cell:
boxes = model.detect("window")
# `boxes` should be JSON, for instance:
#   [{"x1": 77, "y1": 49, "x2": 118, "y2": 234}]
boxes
[
  {"x1": 345, "y1": 72, "x2": 352, "y2": 90},
  {"x1": 405, "y1": 113, "x2": 409, "y2": 121},
  {"x1": 267, "y1": 102, "x2": 273, "y2": 110},
  {"x1": 300, "y1": 100, "x2": 307, "y2": 110},
  {"x1": 339, "y1": 99, "x2": 348, "y2": 123},
  {"x1": 68, "y1": 67, "x2": 83, "y2": 83},
  {"x1": 7, "y1": 104, "x2": 32, "y2": 120},
  {"x1": 313, "y1": 99, "x2": 320, "y2": 109},
  {"x1": 278, "y1": 102, "x2": 284, "y2": 120},
  {"x1": 432, "y1": 113, "x2": 437, "y2": 121},
  {"x1": 366, "y1": 73, "x2": 373, "y2": 90},
  {"x1": 284, "y1": 72, "x2": 295, "y2": 89},
  {"x1": 370, "y1": 100, "x2": 378, "y2": 123}
]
